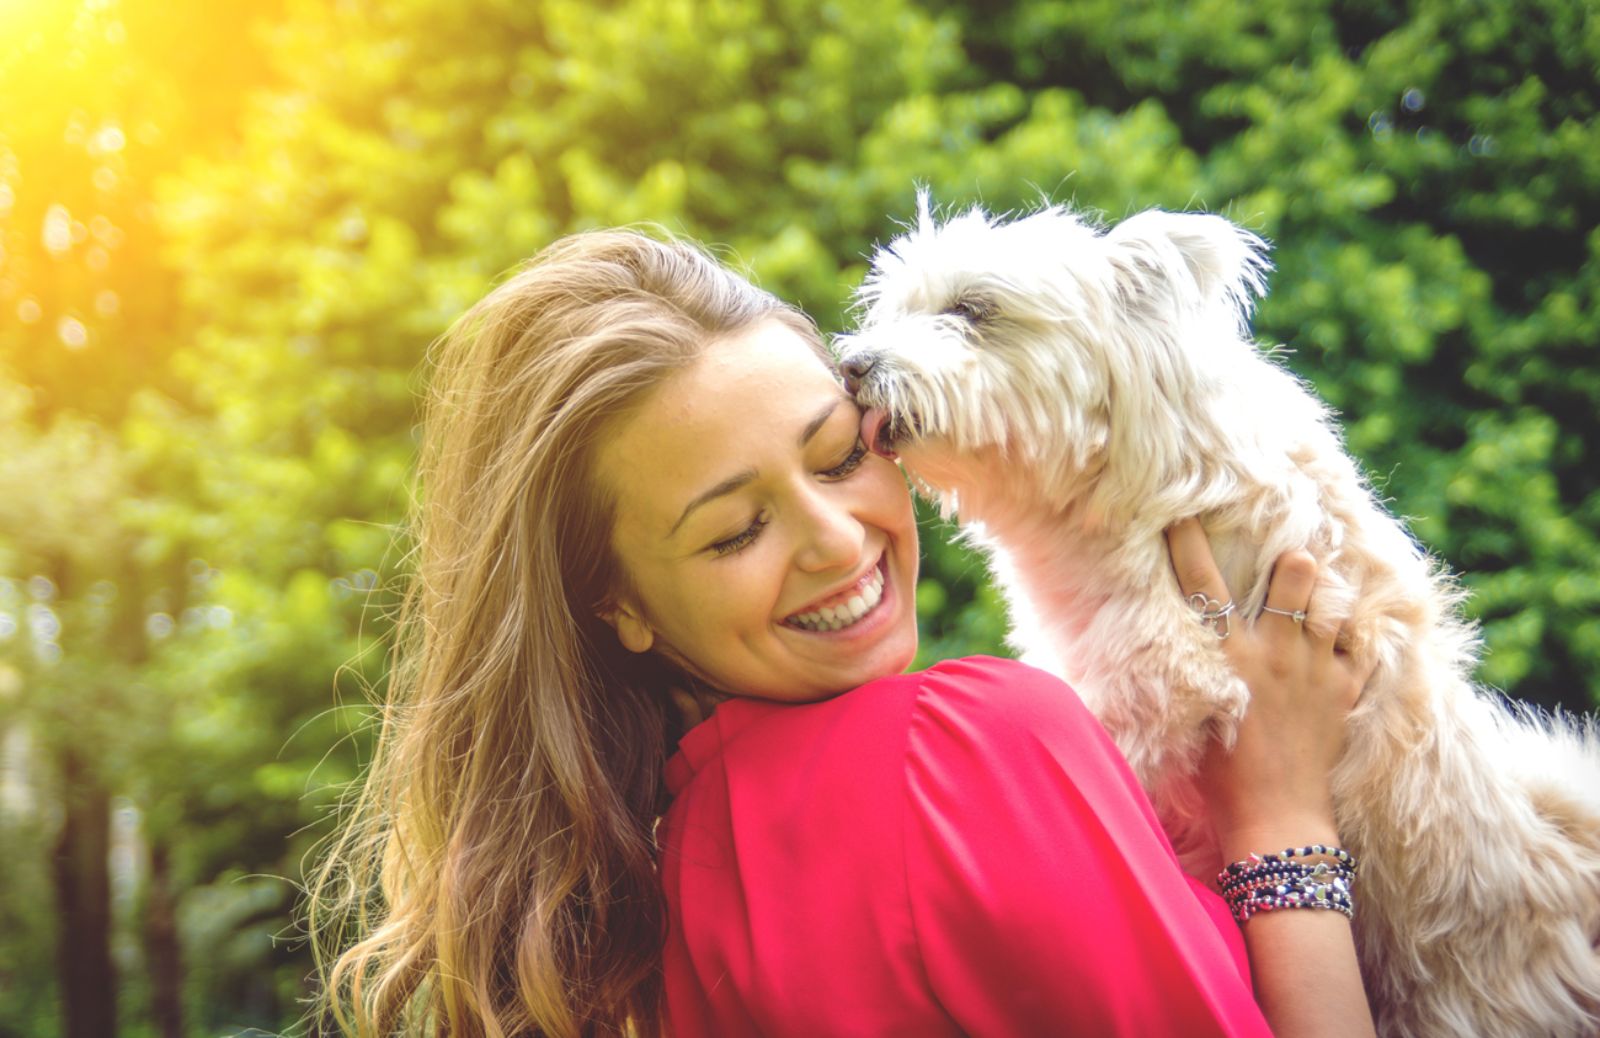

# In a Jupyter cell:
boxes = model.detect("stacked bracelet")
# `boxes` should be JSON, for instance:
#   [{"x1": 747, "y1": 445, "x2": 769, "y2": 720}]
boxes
[{"x1": 1217, "y1": 844, "x2": 1359, "y2": 924}]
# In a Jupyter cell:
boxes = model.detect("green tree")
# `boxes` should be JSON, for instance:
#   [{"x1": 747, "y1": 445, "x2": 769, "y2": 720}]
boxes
[{"x1": 0, "y1": 1, "x2": 288, "y2": 1033}]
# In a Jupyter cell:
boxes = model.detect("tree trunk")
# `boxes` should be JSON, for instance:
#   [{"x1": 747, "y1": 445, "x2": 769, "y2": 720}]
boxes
[
  {"x1": 52, "y1": 745, "x2": 117, "y2": 1038},
  {"x1": 145, "y1": 840, "x2": 184, "y2": 1038}
]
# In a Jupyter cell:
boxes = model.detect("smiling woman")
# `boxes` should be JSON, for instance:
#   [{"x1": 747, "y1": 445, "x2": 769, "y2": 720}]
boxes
[
  {"x1": 594, "y1": 317, "x2": 920, "y2": 703},
  {"x1": 304, "y1": 230, "x2": 826, "y2": 1037}
]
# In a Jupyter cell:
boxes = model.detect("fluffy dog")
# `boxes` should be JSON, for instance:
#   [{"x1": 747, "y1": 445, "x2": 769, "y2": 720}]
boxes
[{"x1": 837, "y1": 196, "x2": 1600, "y2": 1037}]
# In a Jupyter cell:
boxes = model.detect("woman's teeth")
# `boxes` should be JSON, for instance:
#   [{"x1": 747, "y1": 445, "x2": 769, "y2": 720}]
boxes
[{"x1": 786, "y1": 564, "x2": 886, "y2": 632}]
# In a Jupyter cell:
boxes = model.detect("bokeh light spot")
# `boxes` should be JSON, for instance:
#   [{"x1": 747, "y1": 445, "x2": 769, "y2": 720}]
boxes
[
  {"x1": 58, "y1": 315, "x2": 89, "y2": 349},
  {"x1": 27, "y1": 604, "x2": 60, "y2": 641},
  {"x1": 42, "y1": 203, "x2": 73, "y2": 254},
  {"x1": 94, "y1": 125, "x2": 125, "y2": 154}
]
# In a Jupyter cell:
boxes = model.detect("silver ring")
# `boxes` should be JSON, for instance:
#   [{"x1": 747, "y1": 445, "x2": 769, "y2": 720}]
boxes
[
  {"x1": 1188, "y1": 592, "x2": 1235, "y2": 640},
  {"x1": 1261, "y1": 605, "x2": 1308, "y2": 624}
]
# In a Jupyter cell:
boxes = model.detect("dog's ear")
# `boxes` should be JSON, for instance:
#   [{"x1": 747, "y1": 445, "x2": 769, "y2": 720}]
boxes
[{"x1": 1105, "y1": 210, "x2": 1270, "y2": 328}]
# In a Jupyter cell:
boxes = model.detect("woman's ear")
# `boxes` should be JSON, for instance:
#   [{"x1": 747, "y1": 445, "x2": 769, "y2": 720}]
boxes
[{"x1": 600, "y1": 599, "x2": 655, "y2": 654}]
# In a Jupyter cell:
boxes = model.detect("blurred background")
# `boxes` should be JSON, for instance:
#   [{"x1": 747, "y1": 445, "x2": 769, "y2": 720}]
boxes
[{"x1": 1, "y1": 0, "x2": 1596, "y2": 1033}]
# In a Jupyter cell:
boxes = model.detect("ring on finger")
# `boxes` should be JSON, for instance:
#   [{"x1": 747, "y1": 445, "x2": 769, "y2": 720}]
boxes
[
  {"x1": 1260, "y1": 605, "x2": 1308, "y2": 624},
  {"x1": 1188, "y1": 592, "x2": 1236, "y2": 640}
]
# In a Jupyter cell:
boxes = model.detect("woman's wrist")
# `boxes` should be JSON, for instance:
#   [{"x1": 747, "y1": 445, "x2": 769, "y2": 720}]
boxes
[{"x1": 1216, "y1": 815, "x2": 1342, "y2": 869}]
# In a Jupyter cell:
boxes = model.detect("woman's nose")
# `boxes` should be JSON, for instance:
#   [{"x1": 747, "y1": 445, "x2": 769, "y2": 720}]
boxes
[{"x1": 792, "y1": 489, "x2": 864, "y2": 573}]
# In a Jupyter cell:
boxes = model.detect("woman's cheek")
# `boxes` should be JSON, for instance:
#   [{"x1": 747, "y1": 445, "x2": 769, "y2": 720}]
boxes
[
  {"x1": 735, "y1": 532, "x2": 790, "y2": 620},
  {"x1": 867, "y1": 459, "x2": 915, "y2": 521}
]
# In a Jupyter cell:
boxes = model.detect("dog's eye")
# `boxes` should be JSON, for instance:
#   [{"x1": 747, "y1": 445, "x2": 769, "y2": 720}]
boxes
[{"x1": 942, "y1": 297, "x2": 993, "y2": 323}]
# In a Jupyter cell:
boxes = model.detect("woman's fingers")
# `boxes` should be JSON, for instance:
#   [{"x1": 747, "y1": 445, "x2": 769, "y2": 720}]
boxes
[
  {"x1": 1165, "y1": 518, "x2": 1242, "y2": 645},
  {"x1": 1165, "y1": 517, "x2": 1234, "y2": 610},
  {"x1": 1260, "y1": 550, "x2": 1316, "y2": 617},
  {"x1": 1166, "y1": 523, "x2": 1356, "y2": 691},
  {"x1": 1258, "y1": 549, "x2": 1319, "y2": 647}
]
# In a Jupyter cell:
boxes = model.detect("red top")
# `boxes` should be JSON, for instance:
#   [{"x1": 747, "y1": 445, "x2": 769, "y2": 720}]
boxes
[{"x1": 659, "y1": 655, "x2": 1274, "y2": 1036}]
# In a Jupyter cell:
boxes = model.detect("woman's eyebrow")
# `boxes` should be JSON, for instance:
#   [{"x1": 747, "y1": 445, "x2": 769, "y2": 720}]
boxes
[
  {"x1": 668, "y1": 468, "x2": 757, "y2": 539},
  {"x1": 797, "y1": 398, "x2": 842, "y2": 448},
  {"x1": 666, "y1": 399, "x2": 843, "y2": 539}
]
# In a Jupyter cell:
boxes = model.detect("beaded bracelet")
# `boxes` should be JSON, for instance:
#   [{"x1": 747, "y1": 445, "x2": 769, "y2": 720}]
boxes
[{"x1": 1217, "y1": 844, "x2": 1360, "y2": 924}]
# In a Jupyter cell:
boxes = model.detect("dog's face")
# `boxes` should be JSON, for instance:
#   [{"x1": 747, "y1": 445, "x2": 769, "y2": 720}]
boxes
[{"x1": 839, "y1": 197, "x2": 1269, "y2": 506}]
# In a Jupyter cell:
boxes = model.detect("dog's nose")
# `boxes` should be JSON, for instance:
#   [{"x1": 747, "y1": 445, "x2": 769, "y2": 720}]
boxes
[{"x1": 841, "y1": 354, "x2": 876, "y2": 395}]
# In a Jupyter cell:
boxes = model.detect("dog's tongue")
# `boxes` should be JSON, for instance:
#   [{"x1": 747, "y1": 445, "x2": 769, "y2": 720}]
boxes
[{"x1": 860, "y1": 407, "x2": 897, "y2": 459}]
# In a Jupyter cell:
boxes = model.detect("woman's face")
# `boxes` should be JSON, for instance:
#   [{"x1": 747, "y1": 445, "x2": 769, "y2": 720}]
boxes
[{"x1": 596, "y1": 317, "x2": 920, "y2": 702}]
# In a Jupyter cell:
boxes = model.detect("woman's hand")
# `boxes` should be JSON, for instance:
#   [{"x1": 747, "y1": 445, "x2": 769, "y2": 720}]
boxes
[
  {"x1": 1164, "y1": 518, "x2": 1373, "y2": 862},
  {"x1": 1166, "y1": 518, "x2": 1379, "y2": 1038}
]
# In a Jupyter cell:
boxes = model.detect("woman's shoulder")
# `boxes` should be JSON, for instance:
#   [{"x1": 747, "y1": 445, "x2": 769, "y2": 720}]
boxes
[
  {"x1": 847, "y1": 654, "x2": 1075, "y2": 709},
  {"x1": 684, "y1": 656, "x2": 1101, "y2": 796},
  {"x1": 734, "y1": 655, "x2": 1082, "y2": 751},
  {"x1": 783, "y1": 654, "x2": 1097, "y2": 749},
  {"x1": 906, "y1": 654, "x2": 1097, "y2": 732},
  {"x1": 768, "y1": 654, "x2": 1119, "y2": 793},
  {"x1": 660, "y1": 658, "x2": 1102, "y2": 1032},
  {"x1": 915, "y1": 653, "x2": 1071, "y2": 698},
  {"x1": 902, "y1": 652, "x2": 1152, "y2": 818}
]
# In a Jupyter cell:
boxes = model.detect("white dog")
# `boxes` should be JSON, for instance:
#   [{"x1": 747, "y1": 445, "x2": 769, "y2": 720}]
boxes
[{"x1": 837, "y1": 196, "x2": 1600, "y2": 1037}]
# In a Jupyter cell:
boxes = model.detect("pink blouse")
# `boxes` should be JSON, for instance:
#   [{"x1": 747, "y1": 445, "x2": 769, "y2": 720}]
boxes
[{"x1": 659, "y1": 655, "x2": 1273, "y2": 1036}]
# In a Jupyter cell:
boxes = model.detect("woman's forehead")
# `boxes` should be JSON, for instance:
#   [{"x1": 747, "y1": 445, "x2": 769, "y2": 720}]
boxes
[{"x1": 661, "y1": 321, "x2": 838, "y2": 421}]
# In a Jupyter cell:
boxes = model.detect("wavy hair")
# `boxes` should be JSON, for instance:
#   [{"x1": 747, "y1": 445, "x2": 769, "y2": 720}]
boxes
[{"x1": 307, "y1": 230, "x2": 820, "y2": 1036}]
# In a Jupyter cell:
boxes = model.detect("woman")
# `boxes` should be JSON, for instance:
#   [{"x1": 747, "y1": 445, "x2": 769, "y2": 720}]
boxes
[{"x1": 309, "y1": 229, "x2": 1375, "y2": 1036}]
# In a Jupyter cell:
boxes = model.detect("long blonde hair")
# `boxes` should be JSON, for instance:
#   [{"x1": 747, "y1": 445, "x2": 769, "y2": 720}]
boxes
[{"x1": 308, "y1": 230, "x2": 819, "y2": 1036}]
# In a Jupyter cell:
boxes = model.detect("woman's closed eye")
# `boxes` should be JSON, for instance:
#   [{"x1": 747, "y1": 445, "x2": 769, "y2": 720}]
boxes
[
  {"x1": 706, "y1": 439, "x2": 869, "y2": 558},
  {"x1": 709, "y1": 513, "x2": 769, "y2": 557},
  {"x1": 819, "y1": 437, "x2": 867, "y2": 480}
]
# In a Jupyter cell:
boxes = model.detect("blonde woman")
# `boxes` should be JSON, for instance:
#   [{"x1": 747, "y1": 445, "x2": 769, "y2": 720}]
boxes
[{"x1": 310, "y1": 230, "x2": 1375, "y2": 1037}]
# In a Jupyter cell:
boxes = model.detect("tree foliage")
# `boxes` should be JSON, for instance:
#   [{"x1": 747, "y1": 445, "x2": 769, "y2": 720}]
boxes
[{"x1": 1, "y1": 0, "x2": 1595, "y2": 1032}]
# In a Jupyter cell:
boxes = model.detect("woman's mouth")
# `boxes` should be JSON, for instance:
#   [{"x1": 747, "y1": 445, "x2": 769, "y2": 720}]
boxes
[{"x1": 782, "y1": 555, "x2": 888, "y2": 632}]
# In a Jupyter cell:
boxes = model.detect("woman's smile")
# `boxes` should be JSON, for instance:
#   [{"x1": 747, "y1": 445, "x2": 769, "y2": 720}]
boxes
[{"x1": 781, "y1": 551, "x2": 890, "y2": 633}]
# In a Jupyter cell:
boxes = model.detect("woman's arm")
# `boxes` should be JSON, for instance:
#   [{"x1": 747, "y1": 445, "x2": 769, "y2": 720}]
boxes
[{"x1": 1166, "y1": 518, "x2": 1377, "y2": 1038}]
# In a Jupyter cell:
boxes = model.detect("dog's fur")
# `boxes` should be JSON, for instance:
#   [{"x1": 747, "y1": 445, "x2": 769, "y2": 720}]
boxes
[{"x1": 838, "y1": 196, "x2": 1600, "y2": 1037}]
